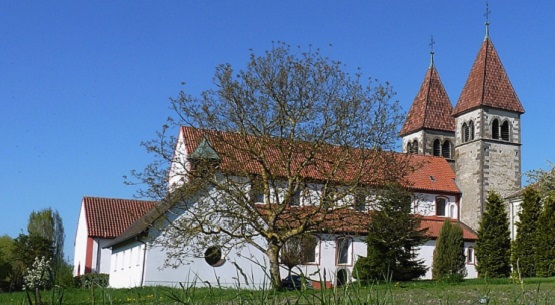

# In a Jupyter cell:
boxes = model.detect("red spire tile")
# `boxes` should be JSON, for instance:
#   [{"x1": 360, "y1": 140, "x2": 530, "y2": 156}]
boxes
[
  {"x1": 453, "y1": 38, "x2": 524, "y2": 115},
  {"x1": 400, "y1": 65, "x2": 455, "y2": 136}
]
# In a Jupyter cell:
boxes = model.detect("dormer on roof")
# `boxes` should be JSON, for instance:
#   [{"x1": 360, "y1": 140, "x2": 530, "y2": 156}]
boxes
[
  {"x1": 452, "y1": 36, "x2": 524, "y2": 116},
  {"x1": 189, "y1": 137, "x2": 221, "y2": 161}
]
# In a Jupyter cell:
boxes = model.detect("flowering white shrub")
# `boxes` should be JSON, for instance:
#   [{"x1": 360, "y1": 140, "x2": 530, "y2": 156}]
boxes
[{"x1": 22, "y1": 256, "x2": 52, "y2": 291}]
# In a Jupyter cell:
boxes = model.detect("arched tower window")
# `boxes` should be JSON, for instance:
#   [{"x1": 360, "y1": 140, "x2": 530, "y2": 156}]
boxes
[
  {"x1": 462, "y1": 123, "x2": 469, "y2": 143},
  {"x1": 492, "y1": 119, "x2": 500, "y2": 139},
  {"x1": 406, "y1": 142, "x2": 412, "y2": 153},
  {"x1": 441, "y1": 141, "x2": 451, "y2": 158},
  {"x1": 469, "y1": 121, "x2": 475, "y2": 140},
  {"x1": 412, "y1": 139, "x2": 418, "y2": 153},
  {"x1": 433, "y1": 139, "x2": 441, "y2": 156},
  {"x1": 501, "y1": 121, "x2": 510, "y2": 141}
]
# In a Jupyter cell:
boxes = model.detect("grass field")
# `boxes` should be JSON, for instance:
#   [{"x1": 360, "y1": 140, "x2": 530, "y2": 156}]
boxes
[{"x1": 1, "y1": 277, "x2": 555, "y2": 305}]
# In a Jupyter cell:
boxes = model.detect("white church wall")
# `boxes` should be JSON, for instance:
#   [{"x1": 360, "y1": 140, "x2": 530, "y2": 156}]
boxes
[
  {"x1": 413, "y1": 192, "x2": 458, "y2": 219},
  {"x1": 109, "y1": 240, "x2": 146, "y2": 288},
  {"x1": 73, "y1": 202, "x2": 89, "y2": 276},
  {"x1": 96, "y1": 238, "x2": 115, "y2": 274}
]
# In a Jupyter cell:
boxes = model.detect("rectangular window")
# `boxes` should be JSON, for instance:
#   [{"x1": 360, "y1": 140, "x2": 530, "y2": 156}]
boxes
[
  {"x1": 354, "y1": 192, "x2": 366, "y2": 211},
  {"x1": 302, "y1": 236, "x2": 319, "y2": 264},
  {"x1": 436, "y1": 198, "x2": 447, "y2": 216},
  {"x1": 249, "y1": 176, "x2": 265, "y2": 203},
  {"x1": 290, "y1": 187, "x2": 301, "y2": 206},
  {"x1": 466, "y1": 247, "x2": 475, "y2": 264},
  {"x1": 336, "y1": 237, "x2": 352, "y2": 265}
]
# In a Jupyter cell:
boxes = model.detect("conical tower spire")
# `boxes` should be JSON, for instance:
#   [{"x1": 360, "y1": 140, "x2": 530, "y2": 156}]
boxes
[
  {"x1": 400, "y1": 44, "x2": 454, "y2": 137},
  {"x1": 452, "y1": 36, "x2": 524, "y2": 115}
]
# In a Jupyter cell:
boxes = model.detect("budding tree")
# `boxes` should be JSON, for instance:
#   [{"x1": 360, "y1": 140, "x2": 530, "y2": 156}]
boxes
[{"x1": 133, "y1": 43, "x2": 409, "y2": 288}]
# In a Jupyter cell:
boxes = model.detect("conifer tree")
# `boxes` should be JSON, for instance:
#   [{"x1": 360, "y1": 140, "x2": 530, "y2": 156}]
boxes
[
  {"x1": 353, "y1": 183, "x2": 428, "y2": 281},
  {"x1": 534, "y1": 195, "x2": 555, "y2": 277},
  {"x1": 432, "y1": 220, "x2": 467, "y2": 281},
  {"x1": 475, "y1": 191, "x2": 511, "y2": 278},
  {"x1": 511, "y1": 186, "x2": 541, "y2": 277}
]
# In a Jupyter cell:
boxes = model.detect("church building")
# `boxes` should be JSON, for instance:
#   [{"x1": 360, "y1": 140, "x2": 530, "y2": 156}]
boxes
[{"x1": 74, "y1": 20, "x2": 525, "y2": 288}]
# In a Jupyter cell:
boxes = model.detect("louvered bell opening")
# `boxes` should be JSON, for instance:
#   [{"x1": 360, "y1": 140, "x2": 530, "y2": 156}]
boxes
[{"x1": 501, "y1": 121, "x2": 510, "y2": 141}]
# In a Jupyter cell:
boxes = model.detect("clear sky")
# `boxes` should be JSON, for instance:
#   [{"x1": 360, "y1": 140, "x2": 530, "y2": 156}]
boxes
[{"x1": 1, "y1": 1, "x2": 553, "y2": 262}]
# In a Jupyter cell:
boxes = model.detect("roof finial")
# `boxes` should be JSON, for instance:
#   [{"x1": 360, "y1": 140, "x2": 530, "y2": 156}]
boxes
[
  {"x1": 484, "y1": 1, "x2": 491, "y2": 39},
  {"x1": 429, "y1": 35, "x2": 435, "y2": 68}
]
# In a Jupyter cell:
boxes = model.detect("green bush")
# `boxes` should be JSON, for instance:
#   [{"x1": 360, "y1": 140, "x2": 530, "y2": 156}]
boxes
[
  {"x1": 476, "y1": 191, "x2": 511, "y2": 278},
  {"x1": 74, "y1": 273, "x2": 109, "y2": 288},
  {"x1": 54, "y1": 262, "x2": 76, "y2": 288},
  {"x1": 432, "y1": 220, "x2": 466, "y2": 282}
]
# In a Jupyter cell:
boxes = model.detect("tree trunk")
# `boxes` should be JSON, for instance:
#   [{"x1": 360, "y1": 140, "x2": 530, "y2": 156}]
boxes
[{"x1": 266, "y1": 243, "x2": 282, "y2": 289}]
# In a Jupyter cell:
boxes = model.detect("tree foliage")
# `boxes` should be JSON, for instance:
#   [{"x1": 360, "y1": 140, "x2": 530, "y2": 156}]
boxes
[
  {"x1": 353, "y1": 184, "x2": 428, "y2": 281},
  {"x1": 534, "y1": 195, "x2": 555, "y2": 277},
  {"x1": 133, "y1": 43, "x2": 408, "y2": 288},
  {"x1": 475, "y1": 191, "x2": 511, "y2": 278},
  {"x1": 27, "y1": 208, "x2": 65, "y2": 270},
  {"x1": 511, "y1": 186, "x2": 541, "y2": 277},
  {"x1": 9, "y1": 234, "x2": 54, "y2": 290},
  {"x1": 432, "y1": 220, "x2": 466, "y2": 281},
  {"x1": 0, "y1": 235, "x2": 14, "y2": 291}
]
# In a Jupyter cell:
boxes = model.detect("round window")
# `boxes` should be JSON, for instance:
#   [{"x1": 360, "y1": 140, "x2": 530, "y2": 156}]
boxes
[{"x1": 204, "y1": 246, "x2": 224, "y2": 266}]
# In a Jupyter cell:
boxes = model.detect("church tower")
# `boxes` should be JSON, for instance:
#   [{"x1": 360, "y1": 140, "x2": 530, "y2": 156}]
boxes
[
  {"x1": 400, "y1": 47, "x2": 455, "y2": 162},
  {"x1": 452, "y1": 23, "x2": 525, "y2": 230}
]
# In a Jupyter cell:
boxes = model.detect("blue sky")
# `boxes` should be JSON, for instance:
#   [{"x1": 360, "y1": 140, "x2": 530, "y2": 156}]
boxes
[{"x1": 1, "y1": 1, "x2": 553, "y2": 261}]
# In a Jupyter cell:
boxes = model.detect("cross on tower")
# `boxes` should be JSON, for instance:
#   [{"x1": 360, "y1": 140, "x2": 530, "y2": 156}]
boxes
[
  {"x1": 429, "y1": 35, "x2": 435, "y2": 67},
  {"x1": 484, "y1": 1, "x2": 491, "y2": 23},
  {"x1": 484, "y1": 1, "x2": 491, "y2": 38}
]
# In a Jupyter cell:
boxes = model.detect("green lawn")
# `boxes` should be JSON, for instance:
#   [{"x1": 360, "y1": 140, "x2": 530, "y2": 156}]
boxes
[{"x1": 1, "y1": 278, "x2": 555, "y2": 305}]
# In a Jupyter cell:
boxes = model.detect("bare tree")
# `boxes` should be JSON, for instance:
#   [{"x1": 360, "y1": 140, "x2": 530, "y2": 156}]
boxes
[{"x1": 131, "y1": 42, "x2": 411, "y2": 288}]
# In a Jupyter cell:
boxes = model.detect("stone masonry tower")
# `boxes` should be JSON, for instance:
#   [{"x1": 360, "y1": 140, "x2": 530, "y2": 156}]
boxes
[
  {"x1": 452, "y1": 25, "x2": 525, "y2": 230},
  {"x1": 400, "y1": 49, "x2": 456, "y2": 163}
]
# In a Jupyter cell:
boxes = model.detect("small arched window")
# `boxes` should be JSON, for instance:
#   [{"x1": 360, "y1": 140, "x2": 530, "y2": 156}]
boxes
[
  {"x1": 469, "y1": 121, "x2": 475, "y2": 140},
  {"x1": 412, "y1": 139, "x2": 418, "y2": 154},
  {"x1": 501, "y1": 121, "x2": 510, "y2": 141},
  {"x1": 492, "y1": 119, "x2": 500, "y2": 139},
  {"x1": 441, "y1": 141, "x2": 451, "y2": 158},
  {"x1": 433, "y1": 139, "x2": 441, "y2": 156},
  {"x1": 436, "y1": 197, "x2": 447, "y2": 216},
  {"x1": 406, "y1": 142, "x2": 412, "y2": 154},
  {"x1": 462, "y1": 123, "x2": 469, "y2": 143}
]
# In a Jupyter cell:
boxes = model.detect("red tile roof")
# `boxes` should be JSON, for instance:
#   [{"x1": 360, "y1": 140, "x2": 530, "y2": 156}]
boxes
[
  {"x1": 420, "y1": 216, "x2": 477, "y2": 240},
  {"x1": 180, "y1": 127, "x2": 460, "y2": 194},
  {"x1": 453, "y1": 38, "x2": 524, "y2": 116},
  {"x1": 405, "y1": 154, "x2": 458, "y2": 194},
  {"x1": 83, "y1": 196, "x2": 156, "y2": 238},
  {"x1": 260, "y1": 206, "x2": 477, "y2": 241},
  {"x1": 400, "y1": 65, "x2": 455, "y2": 136}
]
